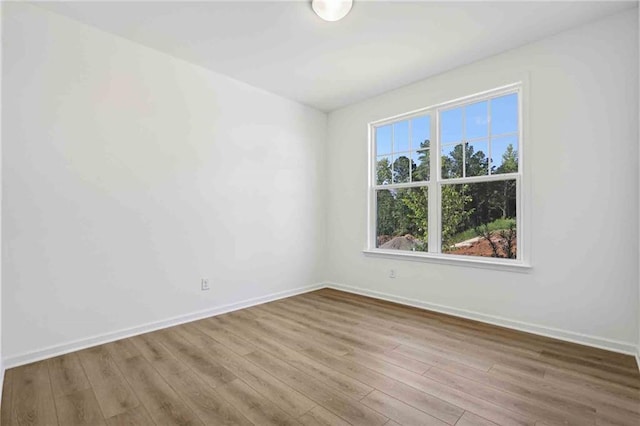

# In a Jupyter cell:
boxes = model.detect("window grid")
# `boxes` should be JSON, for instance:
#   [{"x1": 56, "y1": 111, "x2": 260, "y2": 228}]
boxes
[
  {"x1": 370, "y1": 84, "x2": 523, "y2": 263},
  {"x1": 374, "y1": 115, "x2": 432, "y2": 186},
  {"x1": 438, "y1": 97, "x2": 519, "y2": 181}
]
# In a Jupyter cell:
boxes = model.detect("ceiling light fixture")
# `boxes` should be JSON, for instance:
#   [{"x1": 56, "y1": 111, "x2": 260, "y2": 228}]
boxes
[{"x1": 312, "y1": 0, "x2": 353, "y2": 22}]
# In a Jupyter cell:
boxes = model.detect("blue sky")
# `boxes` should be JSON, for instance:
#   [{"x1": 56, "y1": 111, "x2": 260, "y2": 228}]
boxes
[{"x1": 376, "y1": 93, "x2": 518, "y2": 175}]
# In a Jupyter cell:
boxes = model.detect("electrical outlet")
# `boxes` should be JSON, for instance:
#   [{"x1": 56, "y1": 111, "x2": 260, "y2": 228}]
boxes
[
  {"x1": 201, "y1": 278, "x2": 210, "y2": 291},
  {"x1": 389, "y1": 269, "x2": 396, "y2": 278}
]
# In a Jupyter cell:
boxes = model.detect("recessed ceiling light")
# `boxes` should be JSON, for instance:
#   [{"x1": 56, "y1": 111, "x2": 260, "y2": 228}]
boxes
[{"x1": 312, "y1": 0, "x2": 353, "y2": 22}]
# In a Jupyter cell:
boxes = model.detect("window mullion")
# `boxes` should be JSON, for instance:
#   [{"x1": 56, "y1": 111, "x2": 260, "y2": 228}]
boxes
[
  {"x1": 462, "y1": 107, "x2": 466, "y2": 179},
  {"x1": 391, "y1": 124, "x2": 395, "y2": 184},
  {"x1": 428, "y1": 111, "x2": 440, "y2": 253},
  {"x1": 374, "y1": 181, "x2": 429, "y2": 190},
  {"x1": 408, "y1": 119, "x2": 412, "y2": 182},
  {"x1": 488, "y1": 97, "x2": 493, "y2": 175}
]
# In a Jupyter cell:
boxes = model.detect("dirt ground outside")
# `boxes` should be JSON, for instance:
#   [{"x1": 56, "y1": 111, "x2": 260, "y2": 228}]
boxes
[
  {"x1": 448, "y1": 235, "x2": 517, "y2": 258},
  {"x1": 378, "y1": 233, "x2": 517, "y2": 258}
]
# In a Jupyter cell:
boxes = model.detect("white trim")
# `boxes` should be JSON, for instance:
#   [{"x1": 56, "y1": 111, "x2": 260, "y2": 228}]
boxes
[
  {"x1": 428, "y1": 115, "x2": 438, "y2": 251},
  {"x1": 325, "y1": 282, "x2": 637, "y2": 355},
  {"x1": 636, "y1": 349, "x2": 640, "y2": 374},
  {"x1": 2, "y1": 283, "x2": 324, "y2": 369},
  {"x1": 1, "y1": 282, "x2": 636, "y2": 374},
  {"x1": 367, "y1": 123, "x2": 376, "y2": 250},
  {"x1": 0, "y1": 360, "x2": 4, "y2": 411},
  {"x1": 362, "y1": 249, "x2": 531, "y2": 273},
  {"x1": 369, "y1": 82, "x2": 521, "y2": 127},
  {"x1": 368, "y1": 81, "x2": 528, "y2": 266},
  {"x1": 438, "y1": 173, "x2": 518, "y2": 186},
  {"x1": 374, "y1": 181, "x2": 432, "y2": 190}
]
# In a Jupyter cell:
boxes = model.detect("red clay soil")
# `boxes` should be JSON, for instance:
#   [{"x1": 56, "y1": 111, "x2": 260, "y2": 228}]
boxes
[{"x1": 450, "y1": 236, "x2": 517, "y2": 258}]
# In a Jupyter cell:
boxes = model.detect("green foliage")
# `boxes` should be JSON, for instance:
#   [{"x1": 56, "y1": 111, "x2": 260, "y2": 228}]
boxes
[
  {"x1": 499, "y1": 223, "x2": 517, "y2": 259},
  {"x1": 495, "y1": 144, "x2": 518, "y2": 174},
  {"x1": 376, "y1": 189, "x2": 415, "y2": 238},
  {"x1": 376, "y1": 189, "x2": 396, "y2": 237},
  {"x1": 375, "y1": 143, "x2": 518, "y2": 257},
  {"x1": 441, "y1": 144, "x2": 463, "y2": 178},
  {"x1": 441, "y1": 143, "x2": 490, "y2": 178},
  {"x1": 375, "y1": 140, "x2": 431, "y2": 247},
  {"x1": 413, "y1": 149, "x2": 430, "y2": 181},
  {"x1": 466, "y1": 146, "x2": 489, "y2": 177},
  {"x1": 376, "y1": 157, "x2": 392, "y2": 185},
  {"x1": 401, "y1": 187, "x2": 428, "y2": 241},
  {"x1": 376, "y1": 187, "x2": 427, "y2": 248},
  {"x1": 475, "y1": 221, "x2": 517, "y2": 259},
  {"x1": 441, "y1": 185, "x2": 474, "y2": 250},
  {"x1": 450, "y1": 218, "x2": 516, "y2": 244},
  {"x1": 393, "y1": 155, "x2": 412, "y2": 183}
]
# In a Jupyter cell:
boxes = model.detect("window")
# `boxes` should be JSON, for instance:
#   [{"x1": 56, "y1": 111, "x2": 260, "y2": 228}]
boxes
[{"x1": 368, "y1": 84, "x2": 525, "y2": 266}]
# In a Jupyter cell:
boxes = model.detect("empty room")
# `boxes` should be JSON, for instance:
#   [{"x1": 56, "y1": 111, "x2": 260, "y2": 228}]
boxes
[{"x1": 1, "y1": 0, "x2": 639, "y2": 425}]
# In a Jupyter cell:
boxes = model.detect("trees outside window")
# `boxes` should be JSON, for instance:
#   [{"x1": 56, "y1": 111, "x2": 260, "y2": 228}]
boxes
[{"x1": 370, "y1": 85, "x2": 522, "y2": 262}]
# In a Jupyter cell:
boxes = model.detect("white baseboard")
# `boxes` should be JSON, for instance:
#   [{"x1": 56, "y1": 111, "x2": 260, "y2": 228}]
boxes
[
  {"x1": 325, "y1": 282, "x2": 638, "y2": 356},
  {"x1": 2, "y1": 283, "x2": 324, "y2": 369},
  {"x1": 0, "y1": 359, "x2": 4, "y2": 410},
  {"x1": 636, "y1": 350, "x2": 640, "y2": 373},
  {"x1": 2, "y1": 281, "x2": 638, "y2": 372}
]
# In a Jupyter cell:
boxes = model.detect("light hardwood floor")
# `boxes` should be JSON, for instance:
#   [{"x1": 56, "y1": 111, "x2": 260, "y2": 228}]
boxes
[{"x1": 2, "y1": 288, "x2": 639, "y2": 425}]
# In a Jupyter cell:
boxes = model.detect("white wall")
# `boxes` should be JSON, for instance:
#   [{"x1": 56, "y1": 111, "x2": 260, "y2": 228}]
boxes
[
  {"x1": 1, "y1": 3, "x2": 638, "y2": 369},
  {"x1": 326, "y1": 9, "x2": 639, "y2": 352},
  {"x1": 0, "y1": 0, "x2": 3, "y2": 389},
  {"x1": 2, "y1": 3, "x2": 327, "y2": 363}
]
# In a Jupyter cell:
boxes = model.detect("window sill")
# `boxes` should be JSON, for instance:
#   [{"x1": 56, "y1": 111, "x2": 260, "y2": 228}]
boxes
[{"x1": 362, "y1": 249, "x2": 532, "y2": 273}]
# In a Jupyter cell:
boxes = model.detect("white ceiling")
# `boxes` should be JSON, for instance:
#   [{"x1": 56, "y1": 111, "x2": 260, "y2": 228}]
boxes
[{"x1": 34, "y1": 1, "x2": 637, "y2": 112}]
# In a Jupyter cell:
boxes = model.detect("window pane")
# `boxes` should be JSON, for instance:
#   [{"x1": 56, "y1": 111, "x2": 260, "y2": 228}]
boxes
[
  {"x1": 441, "y1": 107, "x2": 463, "y2": 143},
  {"x1": 466, "y1": 140, "x2": 489, "y2": 177},
  {"x1": 376, "y1": 125, "x2": 392, "y2": 155},
  {"x1": 491, "y1": 93, "x2": 518, "y2": 135},
  {"x1": 491, "y1": 136, "x2": 518, "y2": 174},
  {"x1": 412, "y1": 150, "x2": 430, "y2": 182},
  {"x1": 393, "y1": 120, "x2": 410, "y2": 152},
  {"x1": 441, "y1": 143, "x2": 463, "y2": 179},
  {"x1": 441, "y1": 180, "x2": 517, "y2": 259},
  {"x1": 411, "y1": 115, "x2": 430, "y2": 151},
  {"x1": 376, "y1": 155, "x2": 392, "y2": 185},
  {"x1": 392, "y1": 154, "x2": 411, "y2": 184},
  {"x1": 376, "y1": 187, "x2": 428, "y2": 252},
  {"x1": 465, "y1": 101, "x2": 488, "y2": 140}
]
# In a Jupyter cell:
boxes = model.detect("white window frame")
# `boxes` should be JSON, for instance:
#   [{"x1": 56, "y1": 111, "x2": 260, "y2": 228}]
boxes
[{"x1": 364, "y1": 82, "x2": 531, "y2": 271}]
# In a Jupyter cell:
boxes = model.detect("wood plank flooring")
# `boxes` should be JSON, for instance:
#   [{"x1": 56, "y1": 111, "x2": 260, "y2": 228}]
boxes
[{"x1": 2, "y1": 288, "x2": 639, "y2": 425}]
